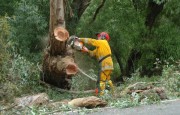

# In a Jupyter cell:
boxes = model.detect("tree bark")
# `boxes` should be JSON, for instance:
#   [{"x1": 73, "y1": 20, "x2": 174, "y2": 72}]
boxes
[
  {"x1": 71, "y1": 0, "x2": 91, "y2": 18},
  {"x1": 66, "y1": 0, "x2": 91, "y2": 32},
  {"x1": 90, "y1": 0, "x2": 106, "y2": 24},
  {"x1": 125, "y1": 49, "x2": 142, "y2": 77},
  {"x1": 113, "y1": 50, "x2": 125, "y2": 82},
  {"x1": 145, "y1": 0, "x2": 165, "y2": 30},
  {"x1": 41, "y1": 0, "x2": 78, "y2": 89}
]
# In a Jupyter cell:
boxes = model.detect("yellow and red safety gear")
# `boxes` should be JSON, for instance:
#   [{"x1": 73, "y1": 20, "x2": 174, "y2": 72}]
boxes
[
  {"x1": 96, "y1": 32, "x2": 110, "y2": 41},
  {"x1": 79, "y1": 37, "x2": 114, "y2": 96},
  {"x1": 80, "y1": 38, "x2": 113, "y2": 71},
  {"x1": 99, "y1": 70, "x2": 114, "y2": 95}
]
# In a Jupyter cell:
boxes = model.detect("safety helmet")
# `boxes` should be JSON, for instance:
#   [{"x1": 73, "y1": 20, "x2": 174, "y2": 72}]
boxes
[{"x1": 96, "y1": 32, "x2": 110, "y2": 41}]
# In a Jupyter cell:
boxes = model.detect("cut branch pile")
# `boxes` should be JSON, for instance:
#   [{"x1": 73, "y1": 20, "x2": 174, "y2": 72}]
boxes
[
  {"x1": 119, "y1": 82, "x2": 168, "y2": 101},
  {"x1": 14, "y1": 93, "x2": 107, "y2": 109}
]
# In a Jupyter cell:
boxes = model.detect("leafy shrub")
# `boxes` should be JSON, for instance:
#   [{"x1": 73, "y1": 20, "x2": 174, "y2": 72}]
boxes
[
  {"x1": 161, "y1": 60, "x2": 180, "y2": 97},
  {"x1": 9, "y1": 0, "x2": 47, "y2": 57},
  {"x1": 9, "y1": 54, "x2": 39, "y2": 85},
  {"x1": 0, "y1": 16, "x2": 10, "y2": 62},
  {"x1": 0, "y1": 53, "x2": 40, "y2": 102}
]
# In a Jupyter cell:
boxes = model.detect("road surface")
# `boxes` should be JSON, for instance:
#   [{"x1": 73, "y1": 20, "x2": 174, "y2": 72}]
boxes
[
  {"x1": 63, "y1": 99, "x2": 180, "y2": 115},
  {"x1": 87, "y1": 99, "x2": 180, "y2": 115}
]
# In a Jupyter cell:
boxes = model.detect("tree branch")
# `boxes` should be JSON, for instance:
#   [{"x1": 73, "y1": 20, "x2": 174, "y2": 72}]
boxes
[
  {"x1": 78, "y1": 67, "x2": 97, "y2": 82},
  {"x1": 39, "y1": 81, "x2": 95, "y2": 94},
  {"x1": 90, "y1": 0, "x2": 106, "y2": 24}
]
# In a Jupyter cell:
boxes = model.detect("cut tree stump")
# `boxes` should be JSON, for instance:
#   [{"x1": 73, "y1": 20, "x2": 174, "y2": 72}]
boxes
[
  {"x1": 41, "y1": 27, "x2": 78, "y2": 89},
  {"x1": 42, "y1": 0, "x2": 78, "y2": 89}
]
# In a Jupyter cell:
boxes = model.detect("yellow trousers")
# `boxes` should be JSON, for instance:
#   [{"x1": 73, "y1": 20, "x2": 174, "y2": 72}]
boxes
[{"x1": 99, "y1": 70, "x2": 114, "y2": 95}]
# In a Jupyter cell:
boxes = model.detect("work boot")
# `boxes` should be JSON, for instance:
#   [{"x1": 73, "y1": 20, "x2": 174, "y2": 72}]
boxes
[
  {"x1": 99, "y1": 81, "x2": 106, "y2": 96},
  {"x1": 107, "y1": 80, "x2": 114, "y2": 94}
]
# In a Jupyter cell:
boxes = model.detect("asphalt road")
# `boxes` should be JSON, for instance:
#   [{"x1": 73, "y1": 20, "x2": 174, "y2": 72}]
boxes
[
  {"x1": 87, "y1": 99, "x2": 180, "y2": 115},
  {"x1": 57, "y1": 99, "x2": 180, "y2": 115}
]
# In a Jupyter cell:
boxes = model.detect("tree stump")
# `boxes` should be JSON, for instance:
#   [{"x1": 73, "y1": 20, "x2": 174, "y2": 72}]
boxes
[{"x1": 41, "y1": 27, "x2": 78, "y2": 89}]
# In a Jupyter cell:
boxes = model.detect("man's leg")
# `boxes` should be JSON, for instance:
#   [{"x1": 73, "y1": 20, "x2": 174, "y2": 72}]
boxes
[
  {"x1": 105, "y1": 70, "x2": 114, "y2": 94},
  {"x1": 99, "y1": 71, "x2": 106, "y2": 96},
  {"x1": 99, "y1": 70, "x2": 114, "y2": 96}
]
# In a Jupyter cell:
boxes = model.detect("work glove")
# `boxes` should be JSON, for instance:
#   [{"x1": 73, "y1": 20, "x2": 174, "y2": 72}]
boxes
[
  {"x1": 81, "y1": 46, "x2": 89, "y2": 53},
  {"x1": 74, "y1": 36, "x2": 80, "y2": 41}
]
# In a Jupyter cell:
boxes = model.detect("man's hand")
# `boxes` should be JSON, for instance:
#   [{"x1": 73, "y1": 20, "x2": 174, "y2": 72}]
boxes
[
  {"x1": 81, "y1": 46, "x2": 89, "y2": 53},
  {"x1": 74, "y1": 36, "x2": 80, "y2": 41}
]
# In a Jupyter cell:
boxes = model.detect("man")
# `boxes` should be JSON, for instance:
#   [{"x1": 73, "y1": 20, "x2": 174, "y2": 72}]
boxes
[{"x1": 78, "y1": 32, "x2": 114, "y2": 96}]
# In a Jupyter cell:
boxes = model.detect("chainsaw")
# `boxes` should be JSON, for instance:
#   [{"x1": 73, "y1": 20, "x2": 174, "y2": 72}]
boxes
[{"x1": 67, "y1": 35, "x2": 89, "y2": 52}]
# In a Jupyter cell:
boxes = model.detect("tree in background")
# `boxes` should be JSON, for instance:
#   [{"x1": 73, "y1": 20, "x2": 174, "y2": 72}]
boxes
[
  {"x1": 0, "y1": 0, "x2": 20, "y2": 16},
  {"x1": 1, "y1": 0, "x2": 179, "y2": 82},
  {"x1": 76, "y1": 0, "x2": 180, "y2": 81},
  {"x1": 7, "y1": 1, "x2": 47, "y2": 59}
]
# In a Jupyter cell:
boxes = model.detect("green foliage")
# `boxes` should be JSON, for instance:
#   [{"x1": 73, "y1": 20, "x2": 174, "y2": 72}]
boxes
[
  {"x1": 153, "y1": 0, "x2": 166, "y2": 5},
  {"x1": 9, "y1": 0, "x2": 48, "y2": 58},
  {"x1": 76, "y1": 0, "x2": 180, "y2": 76},
  {"x1": 0, "y1": 53, "x2": 40, "y2": 101},
  {"x1": 9, "y1": 54, "x2": 39, "y2": 85},
  {"x1": 0, "y1": 16, "x2": 11, "y2": 81},
  {"x1": 1, "y1": 0, "x2": 180, "y2": 113},
  {"x1": 0, "y1": 17, "x2": 42, "y2": 99},
  {"x1": 110, "y1": 96, "x2": 139, "y2": 108},
  {"x1": 161, "y1": 60, "x2": 180, "y2": 97},
  {"x1": 0, "y1": 0, "x2": 20, "y2": 16},
  {"x1": 164, "y1": 0, "x2": 180, "y2": 26},
  {"x1": 26, "y1": 0, "x2": 49, "y2": 26}
]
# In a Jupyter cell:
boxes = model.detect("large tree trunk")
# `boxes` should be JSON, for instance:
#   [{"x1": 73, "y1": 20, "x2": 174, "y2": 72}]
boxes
[{"x1": 41, "y1": 0, "x2": 78, "y2": 89}]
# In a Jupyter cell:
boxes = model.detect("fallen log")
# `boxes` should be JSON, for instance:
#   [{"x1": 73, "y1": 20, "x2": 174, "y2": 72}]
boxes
[
  {"x1": 68, "y1": 96, "x2": 107, "y2": 108},
  {"x1": 13, "y1": 93, "x2": 107, "y2": 110},
  {"x1": 119, "y1": 82, "x2": 168, "y2": 101},
  {"x1": 14, "y1": 93, "x2": 49, "y2": 107}
]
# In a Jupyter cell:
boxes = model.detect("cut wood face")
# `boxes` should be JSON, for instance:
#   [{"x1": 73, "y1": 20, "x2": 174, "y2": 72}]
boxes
[
  {"x1": 54, "y1": 27, "x2": 69, "y2": 41},
  {"x1": 66, "y1": 63, "x2": 78, "y2": 75}
]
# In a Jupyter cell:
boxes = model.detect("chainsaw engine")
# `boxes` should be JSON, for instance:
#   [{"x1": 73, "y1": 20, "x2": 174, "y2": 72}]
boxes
[{"x1": 67, "y1": 35, "x2": 89, "y2": 52}]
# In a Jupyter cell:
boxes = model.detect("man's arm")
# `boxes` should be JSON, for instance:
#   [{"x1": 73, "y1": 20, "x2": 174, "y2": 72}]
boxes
[
  {"x1": 88, "y1": 49, "x2": 97, "y2": 57},
  {"x1": 79, "y1": 38, "x2": 100, "y2": 47}
]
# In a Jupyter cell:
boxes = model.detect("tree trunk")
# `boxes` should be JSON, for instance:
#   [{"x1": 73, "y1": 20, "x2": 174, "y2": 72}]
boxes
[
  {"x1": 145, "y1": 0, "x2": 165, "y2": 30},
  {"x1": 113, "y1": 50, "x2": 125, "y2": 82},
  {"x1": 41, "y1": 0, "x2": 78, "y2": 89},
  {"x1": 71, "y1": 0, "x2": 91, "y2": 19},
  {"x1": 66, "y1": 0, "x2": 91, "y2": 33},
  {"x1": 125, "y1": 49, "x2": 142, "y2": 77}
]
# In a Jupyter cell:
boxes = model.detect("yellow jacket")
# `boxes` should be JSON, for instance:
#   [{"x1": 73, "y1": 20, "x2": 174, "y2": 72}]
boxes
[{"x1": 80, "y1": 38, "x2": 113, "y2": 71}]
